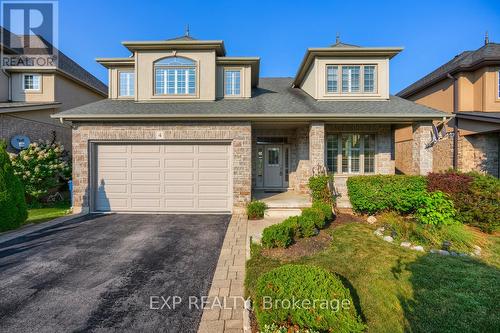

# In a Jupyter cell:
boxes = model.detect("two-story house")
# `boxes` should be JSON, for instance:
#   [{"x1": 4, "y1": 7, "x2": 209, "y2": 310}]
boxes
[
  {"x1": 0, "y1": 29, "x2": 107, "y2": 152},
  {"x1": 396, "y1": 39, "x2": 500, "y2": 177},
  {"x1": 52, "y1": 35, "x2": 446, "y2": 214}
]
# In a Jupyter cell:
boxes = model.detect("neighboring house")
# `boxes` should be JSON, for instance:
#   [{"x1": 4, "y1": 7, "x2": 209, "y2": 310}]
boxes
[
  {"x1": 396, "y1": 38, "x2": 500, "y2": 177},
  {"x1": 0, "y1": 29, "x2": 107, "y2": 152},
  {"x1": 52, "y1": 34, "x2": 446, "y2": 214}
]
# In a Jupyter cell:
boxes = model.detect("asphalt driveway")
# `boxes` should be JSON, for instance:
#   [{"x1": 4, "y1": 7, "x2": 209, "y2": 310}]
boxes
[{"x1": 0, "y1": 214, "x2": 231, "y2": 333}]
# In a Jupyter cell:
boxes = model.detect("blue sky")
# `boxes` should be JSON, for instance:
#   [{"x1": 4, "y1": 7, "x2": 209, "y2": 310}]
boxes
[{"x1": 57, "y1": 0, "x2": 500, "y2": 94}]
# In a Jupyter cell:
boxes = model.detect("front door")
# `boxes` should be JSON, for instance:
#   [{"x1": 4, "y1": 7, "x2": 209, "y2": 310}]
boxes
[{"x1": 264, "y1": 145, "x2": 283, "y2": 187}]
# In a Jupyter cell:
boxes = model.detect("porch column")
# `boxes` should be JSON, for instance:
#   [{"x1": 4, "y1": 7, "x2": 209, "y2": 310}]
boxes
[
  {"x1": 412, "y1": 121, "x2": 433, "y2": 175},
  {"x1": 309, "y1": 122, "x2": 325, "y2": 169}
]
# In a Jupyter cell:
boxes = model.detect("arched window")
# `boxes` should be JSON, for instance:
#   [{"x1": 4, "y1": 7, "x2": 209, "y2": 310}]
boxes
[{"x1": 154, "y1": 57, "x2": 196, "y2": 95}]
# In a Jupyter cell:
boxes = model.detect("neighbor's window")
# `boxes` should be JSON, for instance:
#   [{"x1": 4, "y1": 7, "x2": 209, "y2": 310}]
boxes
[
  {"x1": 119, "y1": 72, "x2": 134, "y2": 97},
  {"x1": 326, "y1": 133, "x2": 375, "y2": 174},
  {"x1": 342, "y1": 66, "x2": 360, "y2": 93},
  {"x1": 154, "y1": 57, "x2": 196, "y2": 95},
  {"x1": 224, "y1": 69, "x2": 241, "y2": 96},
  {"x1": 326, "y1": 65, "x2": 339, "y2": 93},
  {"x1": 23, "y1": 74, "x2": 41, "y2": 91},
  {"x1": 364, "y1": 65, "x2": 376, "y2": 93}
]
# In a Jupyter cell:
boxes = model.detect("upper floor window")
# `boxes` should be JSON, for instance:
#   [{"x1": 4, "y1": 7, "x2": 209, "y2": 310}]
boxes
[
  {"x1": 224, "y1": 69, "x2": 241, "y2": 96},
  {"x1": 326, "y1": 65, "x2": 377, "y2": 94},
  {"x1": 154, "y1": 57, "x2": 196, "y2": 95},
  {"x1": 119, "y1": 71, "x2": 134, "y2": 97},
  {"x1": 23, "y1": 74, "x2": 41, "y2": 91}
]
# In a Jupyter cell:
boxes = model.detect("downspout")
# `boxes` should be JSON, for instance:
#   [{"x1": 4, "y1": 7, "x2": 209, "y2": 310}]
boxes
[
  {"x1": 447, "y1": 73, "x2": 459, "y2": 170},
  {"x1": 2, "y1": 68, "x2": 12, "y2": 101}
]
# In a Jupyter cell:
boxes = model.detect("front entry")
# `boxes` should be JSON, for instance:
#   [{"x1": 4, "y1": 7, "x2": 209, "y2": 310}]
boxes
[{"x1": 264, "y1": 145, "x2": 284, "y2": 187}]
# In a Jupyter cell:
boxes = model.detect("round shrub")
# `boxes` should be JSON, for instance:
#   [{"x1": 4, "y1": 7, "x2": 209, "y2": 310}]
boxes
[
  {"x1": 247, "y1": 200, "x2": 268, "y2": 220},
  {"x1": 281, "y1": 216, "x2": 301, "y2": 237},
  {"x1": 261, "y1": 223, "x2": 294, "y2": 248},
  {"x1": 254, "y1": 264, "x2": 365, "y2": 332},
  {"x1": 311, "y1": 201, "x2": 333, "y2": 223},
  {"x1": 415, "y1": 191, "x2": 457, "y2": 226},
  {"x1": 0, "y1": 141, "x2": 28, "y2": 231},
  {"x1": 301, "y1": 207, "x2": 326, "y2": 229},
  {"x1": 297, "y1": 216, "x2": 318, "y2": 238}
]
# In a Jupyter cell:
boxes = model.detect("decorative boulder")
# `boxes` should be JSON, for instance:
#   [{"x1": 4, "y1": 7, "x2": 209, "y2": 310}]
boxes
[
  {"x1": 411, "y1": 245, "x2": 424, "y2": 252},
  {"x1": 367, "y1": 216, "x2": 377, "y2": 224},
  {"x1": 400, "y1": 242, "x2": 411, "y2": 248},
  {"x1": 383, "y1": 236, "x2": 394, "y2": 243}
]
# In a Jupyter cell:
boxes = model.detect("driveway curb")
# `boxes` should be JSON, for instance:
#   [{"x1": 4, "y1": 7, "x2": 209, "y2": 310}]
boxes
[{"x1": 0, "y1": 212, "x2": 88, "y2": 244}]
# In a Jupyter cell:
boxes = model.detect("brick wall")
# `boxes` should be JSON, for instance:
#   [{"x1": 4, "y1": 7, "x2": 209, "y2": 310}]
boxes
[
  {"x1": 72, "y1": 122, "x2": 252, "y2": 213},
  {"x1": 0, "y1": 113, "x2": 71, "y2": 153},
  {"x1": 458, "y1": 132, "x2": 499, "y2": 177}
]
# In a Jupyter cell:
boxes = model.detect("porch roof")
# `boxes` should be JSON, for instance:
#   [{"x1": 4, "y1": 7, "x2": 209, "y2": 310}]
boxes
[{"x1": 53, "y1": 78, "x2": 447, "y2": 122}]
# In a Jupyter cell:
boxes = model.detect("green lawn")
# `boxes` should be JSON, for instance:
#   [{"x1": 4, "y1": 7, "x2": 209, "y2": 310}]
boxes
[
  {"x1": 26, "y1": 201, "x2": 71, "y2": 225},
  {"x1": 246, "y1": 222, "x2": 500, "y2": 333}
]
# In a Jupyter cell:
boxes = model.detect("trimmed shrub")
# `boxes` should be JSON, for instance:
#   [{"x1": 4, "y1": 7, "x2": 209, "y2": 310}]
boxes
[
  {"x1": 427, "y1": 172, "x2": 473, "y2": 195},
  {"x1": 301, "y1": 207, "x2": 326, "y2": 229},
  {"x1": 247, "y1": 200, "x2": 267, "y2": 220},
  {"x1": 261, "y1": 223, "x2": 294, "y2": 248},
  {"x1": 297, "y1": 215, "x2": 318, "y2": 238},
  {"x1": 281, "y1": 216, "x2": 301, "y2": 237},
  {"x1": 347, "y1": 175, "x2": 427, "y2": 214},
  {"x1": 0, "y1": 141, "x2": 28, "y2": 231},
  {"x1": 254, "y1": 264, "x2": 365, "y2": 332},
  {"x1": 415, "y1": 191, "x2": 457, "y2": 226},
  {"x1": 311, "y1": 201, "x2": 333, "y2": 223},
  {"x1": 308, "y1": 175, "x2": 333, "y2": 204}
]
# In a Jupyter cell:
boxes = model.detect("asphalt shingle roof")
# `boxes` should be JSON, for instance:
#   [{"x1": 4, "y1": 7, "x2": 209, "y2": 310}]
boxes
[
  {"x1": 53, "y1": 78, "x2": 446, "y2": 120},
  {"x1": 397, "y1": 43, "x2": 500, "y2": 97}
]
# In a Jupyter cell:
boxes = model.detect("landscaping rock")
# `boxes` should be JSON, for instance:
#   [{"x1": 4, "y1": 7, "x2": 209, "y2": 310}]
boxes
[
  {"x1": 367, "y1": 216, "x2": 377, "y2": 224},
  {"x1": 400, "y1": 242, "x2": 411, "y2": 248},
  {"x1": 450, "y1": 251, "x2": 458, "y2": 256},
  {"x1": 430, "y1": 249, "x2": 438, "y2": 254},
  {"x1": 383, "y1": 236, "x2": 394, "y2": 243},
  {"x1": 459, "y1": 253, "x2": 469, "y2": 257},
  {"x1": 411, "y1": 245, "x2": 425, "y2": 252},
  {"x1": 374, "y1": 227, "x2": 384, "y2": 237},
  {"x1": 438, "y1": 250, "x2": 450, "y2": 256},
  {"x1": 473, "y1": 245, "x2": 482, "y2": 256}
]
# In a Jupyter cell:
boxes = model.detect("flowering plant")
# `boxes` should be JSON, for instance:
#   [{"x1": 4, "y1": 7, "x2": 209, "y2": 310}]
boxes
[{"x1": 10, "y1": 141, "x2": 71, "y2": 200}]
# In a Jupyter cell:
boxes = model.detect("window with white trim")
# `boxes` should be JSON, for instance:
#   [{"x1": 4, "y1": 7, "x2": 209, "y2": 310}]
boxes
[
  {"x1": 326, "y1": 65, "x2": 339, "y2": 93},
  {"x1": 342, "y1": 66, "x2": 360, "y2": 93},
  {"x1": 23, "y1": 74, "x2": 41, "y2": 91},
  {"x1": 119, "y1": 72, "x2": 134, "y2": 97},
  {"x1": 154, "y1": 57, "x2": 196, "y2": 95},
  {"x1": 326, "y1": 65, "x2": 377, "y2": 94},
  {"x1": 224, "y1": 69, "x2": 241, "y2": 96},
  {"x1": 326, "y1": 133, "x2": 376, "y2": 174}
]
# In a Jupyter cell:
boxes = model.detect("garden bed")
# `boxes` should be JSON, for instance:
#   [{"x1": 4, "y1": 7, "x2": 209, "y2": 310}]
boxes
[{"x1": 246, "y1": 215, "x2": 500, "y2": 332}]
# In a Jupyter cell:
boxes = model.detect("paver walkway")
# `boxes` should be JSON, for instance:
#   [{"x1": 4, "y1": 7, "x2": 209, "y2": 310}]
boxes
[{"x1": 198, "y1": 214, "x2": 248, "y2": 333}]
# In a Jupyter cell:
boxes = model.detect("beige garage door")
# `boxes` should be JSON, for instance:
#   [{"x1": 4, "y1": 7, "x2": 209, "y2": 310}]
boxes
[{"x1": 94, "y1": 143, "x2": 231, "y2": 212}]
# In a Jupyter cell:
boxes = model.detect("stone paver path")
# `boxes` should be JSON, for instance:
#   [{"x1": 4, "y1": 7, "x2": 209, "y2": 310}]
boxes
[{"x1": 198, "y1": 214, "x2": 248, "y2": 333}]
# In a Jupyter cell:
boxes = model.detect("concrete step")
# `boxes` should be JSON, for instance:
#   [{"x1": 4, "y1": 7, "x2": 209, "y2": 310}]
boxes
[{"x1": 265, "y1": 208, "x2": 303, "y2": 219}]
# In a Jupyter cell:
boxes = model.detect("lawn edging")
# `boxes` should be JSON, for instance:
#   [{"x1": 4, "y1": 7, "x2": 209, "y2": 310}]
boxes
[{"x1": 0, "y1": 212, "x2": 88, "y2": 245}]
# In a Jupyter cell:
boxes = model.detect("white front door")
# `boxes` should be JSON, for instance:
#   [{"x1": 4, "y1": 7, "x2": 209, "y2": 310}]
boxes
[{"x1": 264, "y1": 145, "x2": 283, "y2": 188}]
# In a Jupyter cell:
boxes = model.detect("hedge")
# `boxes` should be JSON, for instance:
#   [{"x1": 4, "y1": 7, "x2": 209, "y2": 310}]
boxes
[
  {"x1": 347, "y1": 175, "x2": 427, "y2": 214},
  {"x1": 254, "y1": 264, "x2": 365, "y2": 332}
]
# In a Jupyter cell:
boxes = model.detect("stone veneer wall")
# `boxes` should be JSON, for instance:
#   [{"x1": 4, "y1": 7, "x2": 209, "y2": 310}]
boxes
[
  {"x1": 458, "y1": 132, "x2": 499, "y2": 177},
  {"x1": 432, "y1": 137, "x2": 453, "y2": 173},
  {"x1": 395, "y1": 140, "x2": 413, "y2": 174},
  {"x1": 0, "y1": 113, "x2": 71, "y2": 153},
  {"x1": 394, "y1": 122, "x2": 434, "y2": 175},
  {"x1": 72, "y1": 122, "x2": 252, "y2": 213}
]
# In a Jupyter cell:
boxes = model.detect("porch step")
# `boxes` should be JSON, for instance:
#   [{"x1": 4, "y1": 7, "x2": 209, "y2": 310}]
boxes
[{"x1": 265, "y1": 208, "x2": 303, "y2": 219}]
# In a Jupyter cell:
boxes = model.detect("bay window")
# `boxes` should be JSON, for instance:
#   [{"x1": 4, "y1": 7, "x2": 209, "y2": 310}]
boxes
[
  {"x1": 326, "y1": 133, "x2": 376, "y2": 174},
  {"x1": 154, "y1": 57, "x2": 196, "y2": 95}
]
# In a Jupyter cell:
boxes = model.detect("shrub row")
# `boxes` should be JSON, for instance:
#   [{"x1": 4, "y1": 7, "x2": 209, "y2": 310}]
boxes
[
  {"x1": 347, "y1": 175, "x2": 427, "y2": 215},
  {"x1": 254, "y1": 264, "x2": 365, "y2": 332},
  {"x1": 261, "y1": 204, "x2": 333, "y2": 248}
]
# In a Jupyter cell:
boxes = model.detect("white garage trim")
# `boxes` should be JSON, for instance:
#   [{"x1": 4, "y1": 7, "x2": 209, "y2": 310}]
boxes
[{"x1": 89, "y1": 140, "x2": 233, "y2": 214}]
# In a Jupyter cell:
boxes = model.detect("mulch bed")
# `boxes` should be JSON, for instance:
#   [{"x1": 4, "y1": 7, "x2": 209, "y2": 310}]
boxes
[{"x1": 261, "y1": 212, "x2": 364, "y2": 261}]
